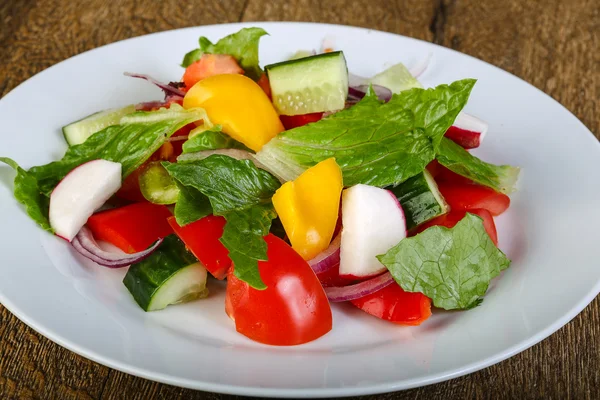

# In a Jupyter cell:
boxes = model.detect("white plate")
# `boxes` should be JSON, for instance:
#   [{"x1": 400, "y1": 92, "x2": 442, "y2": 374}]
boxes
[{"x1": 0, "y1": 22, "x2": 599, "y2": 398}]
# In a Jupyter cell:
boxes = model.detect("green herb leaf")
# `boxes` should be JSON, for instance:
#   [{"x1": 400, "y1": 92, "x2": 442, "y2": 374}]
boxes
[
  {"x1": 436, "y1": 137, "x2": 520, "y2": 194},
  {"x1": 164, "y1": 155, "x2": 280, "y2": 215},
  {"x1": 0, "y1": 157, "x2": 52, "y2": 232},
  {"x1": 182, "y1": 125, "x2": 251, "y2": 153},
  {"x1": 378, "y1": 213, "x2": 511, "y2": 310},
  {"x1": 182, "y1": 27, "x2": 268, "y2": 80},
  {"x1": 220, "y1": 203, "x2": 277, "y2": 290},
  {"x1": 29, "y1": 105, "x2": 207, "y2": 195},
  {"x1": 255, "y1": 79, "x2": 476, "y2": 187},
  {"x1": 173, "y1": 183, "x2": 213, "y2": 226}
]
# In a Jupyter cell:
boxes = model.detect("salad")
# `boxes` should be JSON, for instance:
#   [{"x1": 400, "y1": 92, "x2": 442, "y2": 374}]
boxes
[{"x1": 0, "y1": 27, "x2": 520, "y2": 346}]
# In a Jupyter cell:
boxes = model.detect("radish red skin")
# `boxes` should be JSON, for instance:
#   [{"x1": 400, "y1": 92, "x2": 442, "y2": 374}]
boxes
[{"x1": 445, "y1": 125, "x2": 482, "y2": 149}]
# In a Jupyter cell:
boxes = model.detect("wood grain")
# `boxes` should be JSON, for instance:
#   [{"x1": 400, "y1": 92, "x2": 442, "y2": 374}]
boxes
[{"x1": 0, "y1": 0, "x2": 598, "y2": 399}]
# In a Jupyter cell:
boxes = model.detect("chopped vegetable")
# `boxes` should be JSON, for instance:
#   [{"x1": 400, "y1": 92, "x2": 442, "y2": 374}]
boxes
[
  {"x1": 62, "y1": 105, "x2": 136, "y2": 146},
  {"x1": 415, "y1": 208, "x2": 498, "y2": 246},
  {"x1": 437, "y1": 182, "x2": 510, "y2": 216},
  {"x1": 182, "y1": 54, "x2": 244, "y2": 89},
  {"x1": 139, "y1": 162, "x2": 180, "y2": 205},
  {"x1": 272, "y1": 158, "x2": 343, "y2": 260}
]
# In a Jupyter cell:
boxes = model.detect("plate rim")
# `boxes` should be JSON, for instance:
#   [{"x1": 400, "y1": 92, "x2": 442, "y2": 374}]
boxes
[{"x1": 0, "y1": 21, "x2": 599, "y2": 398}]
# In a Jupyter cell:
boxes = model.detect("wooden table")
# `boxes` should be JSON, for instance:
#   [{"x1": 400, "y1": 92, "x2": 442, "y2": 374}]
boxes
[{"x1": 1, "y1": 1, "x2": 598, "y2": 398}]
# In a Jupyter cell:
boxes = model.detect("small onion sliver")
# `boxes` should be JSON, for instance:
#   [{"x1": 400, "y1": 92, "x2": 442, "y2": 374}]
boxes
[
  {"x1": 325, "y1": 271, "x2": 395, "y2": 302},
  {"x1": 72, "y1": 226, "x2": 163, "y2": 268},
  {"x1": 409, "y1": 53, "x2": 432, "y2": 79},
  {"x1": 124, "y1": 72, "x2": 186, "y2": 98},
  {"x1": 308, "y1": 233, "x2": 341, "y2": 274}
]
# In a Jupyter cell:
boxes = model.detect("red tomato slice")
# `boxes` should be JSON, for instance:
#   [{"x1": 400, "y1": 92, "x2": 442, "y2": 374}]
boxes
[
  {"x1": 86, "y1": 203, "x2": 173, "y2": 253},
  {"x1": 257, "y1": 73, "x2": 272, "y2": 99},
  {"x1": 115, "y1": 167, "x2": 147, "y2": 203},
  {"x1": 351, "y1": 282, "x2": 432, "y2": 325},
  {"x1": 168, "y1": 216, "x2": 231, "y2": 280},
  {"x1": 225, "y1": 234, "x2": 333, "y2": 346},
  {"x1": 415, "y1": 208, "x2": 498, "y2": 245},
  {"x1": 182, "y1": 54, "x2": 244, "y2": 89},
  {"x1": 432, "y1": 162, "x2": 476, "y2": 185},
  {"x1": 438, "y1": 183, "x2": 510, "y2": 216},
  {"x1": 280, "y1": 112, "x2": 324, "y2": 130}
]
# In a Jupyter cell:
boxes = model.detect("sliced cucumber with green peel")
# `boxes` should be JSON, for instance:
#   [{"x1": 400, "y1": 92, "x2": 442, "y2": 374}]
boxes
[
  {"x1": 390, "y1": 170, "x2": 449, "y2": 230},
  {"x1": 62, "y1": 105, "x2": 136, "y2": 146},
  {"x1": 123, "y1": 235, "x2": 209, "y2": 312},
  {"x1": 139, "y1": 162, "x2": 180, "y2": 204},
  {"x1": 370, "y1": 63, "x2": 422, "y2": 94},
  {"x1": 265, "y1": 51, "x2": 348, "y2": 115}
]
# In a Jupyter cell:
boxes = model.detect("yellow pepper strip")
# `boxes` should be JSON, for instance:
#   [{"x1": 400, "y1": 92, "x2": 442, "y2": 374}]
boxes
[
  {"x1": 183, "y1": 74, "x2": 284, "y2": 152},
  {"x1": 272, "y1": 158, "x2": 343, "y2": 260}
]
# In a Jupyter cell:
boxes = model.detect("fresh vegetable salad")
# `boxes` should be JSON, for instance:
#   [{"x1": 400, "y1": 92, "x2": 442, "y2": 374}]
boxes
[{"x1": 1, "y1": 28, "x2": 520, "y2": 346}]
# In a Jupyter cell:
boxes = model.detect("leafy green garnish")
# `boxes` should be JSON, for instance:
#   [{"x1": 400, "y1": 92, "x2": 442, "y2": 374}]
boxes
[
  {"x1": 182, "y1": 125, "x2": 251, "y2": 153},
  {"x1": 0, "y1": 157, "x2": 52, "y2": 232},
  {"x1": 173, "y1": 183, "x2": 213, "y2": 226},
  {"x1": 30, "y1": 105, "x2": 207, "y2": 195},
  {"x1": 378, "y1": 213, "x2": 511, "y2": 310},
  {"x1": 181, "y1": 27, "x2": 268, "y2": 80},
  {"x1": 436, "y1": 138, "x2": 520, "y2": 194},
  {"x1": 255, "y1": 79, "x2": 476, "y2": 187},
  {"x1": 164, "y1": 155, "x2": 280, "y2": 289}
]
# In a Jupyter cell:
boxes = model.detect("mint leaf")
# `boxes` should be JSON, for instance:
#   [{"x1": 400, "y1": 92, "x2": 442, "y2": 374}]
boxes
[
  {"x1": 29, "y1": 105, "x2": 206, "y2": 195},
  {"x1": 0, "y1": 157, "x2": 52, "y2": 232},
  {"x1": 164, "y1": 155, "x2": 280, "y2": 214},
  {"x1": 173, "y1": 183, "x2": 212, "y2": 226},
  {"x1": 182, "y1": 125, "x2": 251, "y2": 153},
  {"x1": 436, "y1": 137, "x2": 520, "y2": 194},
  {"x1": 378, "y1": 213, "x2": 510, "y2": 310},
  {"x1": 256, "y1": 79, "x2": 475, "y2": 187},
  {"x1": 182, "y1": 27, "x2": 268, "y2": 80},
  {"x1": 220, "y1": 204, "x2": 277, "y2": 290}
]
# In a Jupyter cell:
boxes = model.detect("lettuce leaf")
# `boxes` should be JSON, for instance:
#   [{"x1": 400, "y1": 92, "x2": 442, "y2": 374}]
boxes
[
  {"x1": 182, "y1": 125, "x2": 251, "y2": 153},
  {"x1": 0, "y1": 157, "x2": 52, "y2": 232},
  {"x1": 164, "y1": 155, "x2": 280, "y2": 289},
  {"x1": 255, "y1": 79, "x2": 476, "y2": 187},
  {"x1": 173, "y1": 183, "x2": 212, "y2": 226},
  {"x1": 378, "y1": 213, "x2": 511, "y2": 310},
  {"x1": 436, "y1": 137, "x2": 520, "y2": 194},
  {"x1": 30, "y1": 105, "x2": 207, "y2": 195},
  {"x1": 181, "y1": 27, "x2": 268, "y2": 80}
]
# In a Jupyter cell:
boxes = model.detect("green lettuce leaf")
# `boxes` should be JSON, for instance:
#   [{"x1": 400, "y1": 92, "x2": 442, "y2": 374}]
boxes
[
  {"x1": 255, "y1": 79, "x2": 476, "y2": 187},
  {"x1": 164, "y1": 155, "x2": 281, "y2": 289},
  {"x1": 0, "y1": 157, "x2": 52, "y2": 232},
  {"x1": 173, "y1": 183, "x2": 213, "y2": 226},
  {"x1": 181, "y1": 27, "x2": 268, "y2": 80},
  {"x1": 30, "y1": 105, "x2": 207, "y2": 195},
  {"x1": 220, "y1": 203, "x2": 277, "y2": 290},
  {"x1": 182, "y1": 125, "x2": 251, "y2": 153},
  {"x1": 436, "y1": 137, "x2": 520, "y2": 194},
  {"x1": 378, "y1": 213, "x2": 511, "y2": 310}
]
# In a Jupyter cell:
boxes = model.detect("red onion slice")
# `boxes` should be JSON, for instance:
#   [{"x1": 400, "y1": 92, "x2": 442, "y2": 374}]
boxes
[
  {"x1": 134, "y1": 94, "x2": 184, "y2": 111},
  {"x1": 124, "y1": 72, "x2": 186, "y2": 98},
  {"x1": 308, "y1": 233, "x2": 341, "y2": 274},
  {"x1": 325, "y1": 271, "x2": 394, "y2": 302},
  {"x1": 71, "y1": 226, "x2": 163, "y2": 268},
  {"x1": 409, "y1": 53, "x2": 432, "y2": 79}
]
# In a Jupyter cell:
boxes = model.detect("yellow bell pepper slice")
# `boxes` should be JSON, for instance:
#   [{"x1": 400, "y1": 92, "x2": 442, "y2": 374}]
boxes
[
  {"x1": 183, "y1": 74, "x2": 284, "y2": 152},
  {"x1": 272, "y1": 158, "x2": 343, "y2": 260}
]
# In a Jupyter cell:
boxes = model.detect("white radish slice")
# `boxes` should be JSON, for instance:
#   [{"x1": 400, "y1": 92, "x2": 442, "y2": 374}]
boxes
[
  {"x1": 339, "y1": 184, "x2": 407, "y2": 278},
  {"x1": 49, "y1": 159, "x2": 122, "y2": 241}
]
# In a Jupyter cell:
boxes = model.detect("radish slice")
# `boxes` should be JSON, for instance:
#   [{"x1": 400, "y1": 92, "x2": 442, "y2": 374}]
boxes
[
  {"x1": 409, "y1": 53, "x2": 433, "y2": 78},
  {"x1": 49, "y1": 159, "x2": 122, "y2": 241},
  {"x1": 308, "y1": 233, "x2": 341, "y2": 274},
  {"x1": 340, "y1": 185, "x2": 407, "y2": 278},
  {"x1": 124, "y1": 72, "x2": 186, "y2": 98},
  {"x1": 325, "y1": 272, "x2": 394, "y2": 302},
  {"x1": 446, "y1": 112, "x2": 489, "y2": 149},
  {"x1": 72, "y1": 226, "x2": 163, "y2": 268}
]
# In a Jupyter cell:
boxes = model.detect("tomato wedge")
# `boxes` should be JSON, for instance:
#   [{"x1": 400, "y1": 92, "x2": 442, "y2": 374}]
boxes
[
  {"x1": 415, "y1": 208, "x2": 498, "y2": 245},
  {"x1": 168, "y1": 216, "x2": 231, "y2": 280},
  {"x1": 351, "y1": 282, "x2": 432, "y2": 326},
  {"x1": 182, "y1": 54, "x2": 244, "y2": 89},
  {"x1": 86, "y1": 203, "x2": 173, "y2": 253},
  {"x1": 280, "y1": 112, "x2": 324, "y2": 130},
  {"x1": 225, "y1": 234, "x2": 332, "y2": 345},
  {"x1": 437, "y1": 183, "x2": 510, "y2": 216}
]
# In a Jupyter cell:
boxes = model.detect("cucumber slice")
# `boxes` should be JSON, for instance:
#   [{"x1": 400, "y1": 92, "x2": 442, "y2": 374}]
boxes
[
  {"x1": 370, "y1": 63, "x2": 422, "y2": 94},
  {"x1": 390, "y1": 170, "x2": 449, "y2": 230},
  {"x1": 265, "y1": 51, "x2": 348, "y2": 116},
  {"x1": 62, "y1": 105, "x2": 136, "y2": 146},
  {"x1": 123, "y1": 235, "x2": 209, "y2": 312},
  {"x1": 139, "y1": 162, "x2": 180, "y2": 204}
]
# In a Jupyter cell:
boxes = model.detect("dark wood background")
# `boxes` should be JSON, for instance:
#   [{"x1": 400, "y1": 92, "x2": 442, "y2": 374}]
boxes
[{"x1": 1, "y1": 0, "x2": 598, "y2": 399}]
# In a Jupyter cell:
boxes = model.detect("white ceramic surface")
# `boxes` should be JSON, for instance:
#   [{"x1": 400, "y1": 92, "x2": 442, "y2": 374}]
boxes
[{"x1": 0, "y1": 22, "x2": 599, "y2": 398}]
